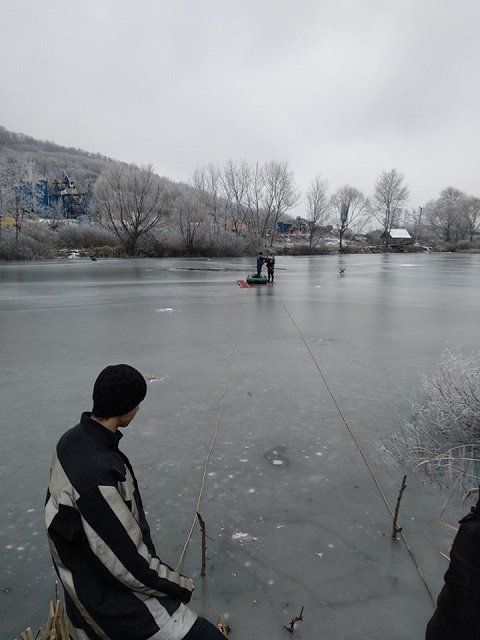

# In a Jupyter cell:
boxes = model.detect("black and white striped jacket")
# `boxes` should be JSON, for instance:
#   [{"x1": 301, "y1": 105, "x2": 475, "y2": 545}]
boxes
[{"x1": 45, "y1": 412, "x2": 196, "y2": 640}]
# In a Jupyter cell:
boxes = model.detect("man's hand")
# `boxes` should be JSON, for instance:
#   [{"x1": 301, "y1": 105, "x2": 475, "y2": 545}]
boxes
[{"x1": 185, "y1": 578, "x2": 195, "y2": 591}]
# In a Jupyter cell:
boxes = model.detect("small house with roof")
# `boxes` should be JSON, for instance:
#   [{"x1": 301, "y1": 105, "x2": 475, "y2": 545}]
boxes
[{"x1": 380, "y1": 228, "x2": 413, "y2": 245}]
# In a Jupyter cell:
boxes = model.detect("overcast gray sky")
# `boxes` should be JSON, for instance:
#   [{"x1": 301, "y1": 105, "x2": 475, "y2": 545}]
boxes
[{"x1": 1, "y1": 0, "x2": 479, "y2": 209}]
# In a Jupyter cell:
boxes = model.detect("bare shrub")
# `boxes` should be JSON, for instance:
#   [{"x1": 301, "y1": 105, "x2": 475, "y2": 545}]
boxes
[
  {"x1": 56, "y1": 224, "x2": 118, "y2": 249},
  {"x1": 274, "y1": 243, "x2": 336, "y2": 255},
  {"x1": 388, "y1": 350, "x2": 480, "y2": 488},
  {"x1": 23, "y1": 221, "x2": 57, "y2": 245},
  {"x1": 456, "y1": 239, "x2": 480, "y2": 252},
  {"x1": 0, "y1": 228, "x2": 56, "y2": 260}
]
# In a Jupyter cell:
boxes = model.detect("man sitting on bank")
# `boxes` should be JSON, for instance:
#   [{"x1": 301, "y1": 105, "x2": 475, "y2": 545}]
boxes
[{"x1": 45, "y1": 364, "x2": 226, "y2": 640}]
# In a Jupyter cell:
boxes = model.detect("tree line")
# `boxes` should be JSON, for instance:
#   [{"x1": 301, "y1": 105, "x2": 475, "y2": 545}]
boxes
[
  {"x1": 94, "y1": 160, "x2": 480, "y2": 256},
  {"x1": 1, "y1": 149, "x2": 480, "y2": 258}
]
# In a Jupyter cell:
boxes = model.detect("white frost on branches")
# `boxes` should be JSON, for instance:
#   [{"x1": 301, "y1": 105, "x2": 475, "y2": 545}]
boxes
[{"x1": 388, "y1": 350, "x2": 480, "y2": 488}]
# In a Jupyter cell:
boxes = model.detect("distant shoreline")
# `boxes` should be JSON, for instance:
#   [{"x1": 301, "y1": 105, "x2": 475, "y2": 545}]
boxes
[{"x1": 3, "y1": 246, "x2": 480, "y2": 265}]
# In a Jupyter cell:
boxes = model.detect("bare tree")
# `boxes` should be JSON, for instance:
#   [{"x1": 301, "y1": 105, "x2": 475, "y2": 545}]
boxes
[
  {"x1": 426, "y1": 187, "x2": 466, "y2": 244},
  {"x1": 0, "y1": 155, "x2": 34, "y2": 245},
  {"x1": 464, "y1": 196, "x2": 480, "y2": 242},
  {"x1": 220, "y1": 160, "x2": 250, "y2": 234},
  {"x1": 263, "y1": 160, "x2": 299, "y2": 246},
  {"x1": 370, "y1": 168, "x2": 409, "y2": 251},
  {"x1": 94, "y1": 162, "x2": 170, "y2": 255},
  {"x1": 244, "y1": 162, "x2": 266, "y2": 242},
  {"x1": 192, "y1": 164, "x2": 224, "y2": 236},
  {"x1": 305, "y1": 176, "x2": 330, "y2": 249},
  {"x1": 330, "y1": 185, "x2": 369, "y2": 251},
  {"x1": 173, "y1": 193, "x2": 206, "y2": 254}
]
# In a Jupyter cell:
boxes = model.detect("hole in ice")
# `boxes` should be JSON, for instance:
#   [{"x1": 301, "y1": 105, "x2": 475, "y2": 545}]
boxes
[{"x1": 264, "y1": 446, "x2": 290, "y2": 468}]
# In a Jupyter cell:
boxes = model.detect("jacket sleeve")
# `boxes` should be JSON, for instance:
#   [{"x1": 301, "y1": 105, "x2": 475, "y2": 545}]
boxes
[
  {"x1": 427, "y1": 518, "x2": 480, "y2": 639},
  {"x1": 76, "y1": 484, "x2": 192, "y2": 603}
]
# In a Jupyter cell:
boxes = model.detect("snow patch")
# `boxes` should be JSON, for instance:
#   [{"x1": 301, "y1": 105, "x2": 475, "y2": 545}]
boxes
[{"x1": 232, "y1": 531, "x2": 258, "y2": 543}]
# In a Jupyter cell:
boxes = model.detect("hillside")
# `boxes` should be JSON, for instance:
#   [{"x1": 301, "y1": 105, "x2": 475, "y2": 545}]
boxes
[{"x1": 0, "y1": 125, "x2": 112, "y2": 187}]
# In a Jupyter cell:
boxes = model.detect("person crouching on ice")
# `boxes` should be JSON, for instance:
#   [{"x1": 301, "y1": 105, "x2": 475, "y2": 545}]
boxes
[{"x1": 45, "y1": 364, "x2": 227, "y2": 640}]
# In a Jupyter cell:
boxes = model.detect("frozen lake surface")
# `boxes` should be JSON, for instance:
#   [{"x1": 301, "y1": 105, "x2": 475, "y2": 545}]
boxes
[{"x1": 1, "y1": 253, "x2": 480, "y2": 639}]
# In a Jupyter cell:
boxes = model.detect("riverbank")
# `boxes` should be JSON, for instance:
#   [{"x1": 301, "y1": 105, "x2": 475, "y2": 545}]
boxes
[
  {"x1": 0, "y1": 238, "x2": 455, "y2": 262},
  {"x1": 3, "y1": 220, "x2": 480, "y2": 261}
]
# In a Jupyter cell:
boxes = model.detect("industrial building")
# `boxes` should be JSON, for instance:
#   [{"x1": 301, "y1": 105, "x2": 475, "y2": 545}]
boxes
[{"x1": 18, "y1": 171, "x2": 91, "y2": 219}]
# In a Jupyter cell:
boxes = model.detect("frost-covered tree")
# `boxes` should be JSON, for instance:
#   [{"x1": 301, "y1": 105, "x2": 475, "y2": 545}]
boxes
[
  {"x1": 212, "y1": 159, "x2": 299, "y2": 246},
  {"x1": 220, "y1": 160, "x2": 250, "y2": 235},
  {"x1": 173, "y1": 193, "x2": 206, "y2": 254},
  {"x1": 305, "y1": 176, "x2": 330, "y2": 248},
  {"x1": 330, "y1": 185, "x2": 369, "y2": 251},
  {"x1": 263, "y1": 160, "x2": 299, "y2": 246},
  {"x1": 191, "y1": 164, "x2": 225, "y2": 236},
  {"x1": 464, "y1": 196, "x2": 480, "y2": 242},
  {"x1": 0, "y1": 155, "x2": 34, "y2": 245},
  {"x1": 244, "y1": 162, "x2": 268, "y2": 241},
  {"x1": 426, "y1": 187, "x2": 466, "y2": 243},
  {"x1": 94, "y1": 162, "x2": 169, "y2": 255},
  {"x1": 370, "y1": 168, "x2": 409, "y2": 251}
]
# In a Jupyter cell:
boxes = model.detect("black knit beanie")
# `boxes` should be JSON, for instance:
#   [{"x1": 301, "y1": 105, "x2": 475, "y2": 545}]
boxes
[{"x1": 92, "y1": 364, "x2": 147, "y2": 418}]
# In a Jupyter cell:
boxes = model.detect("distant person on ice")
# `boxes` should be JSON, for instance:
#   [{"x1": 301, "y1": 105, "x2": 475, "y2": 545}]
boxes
[
  {"x1": 45, "y1": 364, "x2": 226, "y2": 640},
  {"x1": 256, "y1": 251, "x2": 265, "y2": 277},
  {"x1": 265, "y1": 252, "x2": 275, "y2": 282}
]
